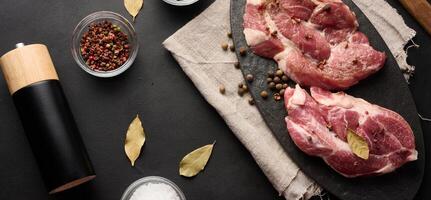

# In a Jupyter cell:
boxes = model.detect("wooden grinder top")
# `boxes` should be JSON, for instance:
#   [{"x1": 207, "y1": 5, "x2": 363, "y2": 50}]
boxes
[{"x1": 0, "y1": 44, "x2": 59, "y2": 95}]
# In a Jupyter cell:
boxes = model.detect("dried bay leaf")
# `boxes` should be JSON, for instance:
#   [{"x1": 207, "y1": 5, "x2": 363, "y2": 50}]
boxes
[
  {"x1": 179, "y1": 142, "x2": 215, "y2": 177},
  {"x1": 347, "y1": 129, "x2": 369, "y2": 160},
  {"x1": 124, "y1": 114, "x2": 145, "y2": 166},
  {"x1": 124, "y1": 0, "x2": 143, "y2": 22}
]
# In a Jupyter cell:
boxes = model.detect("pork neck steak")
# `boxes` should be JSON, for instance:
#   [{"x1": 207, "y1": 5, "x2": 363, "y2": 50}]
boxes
[
  {"x1": 284, "y1": 85, "x2": 417, "y2": 177},
  {"x1": 243, "y1": 0, "x2": 386, "y2": 90}
]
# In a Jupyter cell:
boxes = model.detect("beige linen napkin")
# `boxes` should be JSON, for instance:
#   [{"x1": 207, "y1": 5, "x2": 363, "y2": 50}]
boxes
[{"x1": 163, "y1": 0, "x2": 416, "y2": 199}]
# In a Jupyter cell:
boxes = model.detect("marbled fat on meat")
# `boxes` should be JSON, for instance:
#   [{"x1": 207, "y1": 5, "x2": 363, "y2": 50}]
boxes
[
  {"x1": 284, "y1": 85, "x2": 417, "y2": 177},
  {"x1": 243, "y1": 0, "x2": 386, "y2": 90}
]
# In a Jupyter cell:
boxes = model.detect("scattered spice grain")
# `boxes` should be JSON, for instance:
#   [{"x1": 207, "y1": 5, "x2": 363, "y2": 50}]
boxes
[
  {"x1": 234, "y1": 62, "x2": 240, "y2": 69},
  {"x1": 260, "y1": 91, "x2": 269, "y2": 99},
  {"x1": 267, "y1": 71, "x2": 274, "y2": 78},
  {"x1": 221, "y1": 43, "x2": 229, "y2": 51},
  {"x1": 263, "y1": 68, "x2": 291, "y2": 99},
  {"x1": 238, "y1": 88, "x2": 246, "y2": 96},
  {"x1": 274, "y1": 93, "x2": 281, "y2": 101},
  {"x1": 275, "y1": 69, "x2": 283, "y2": 77},
  {"x1": 267, "y1": 77, "x2": 273, "y2": 83},
  {"x1": 219, "y1": 85, "x2": 226, "y2": 94},
  {"x1": 246, "y1": 74, "x2": 254, "y2": 82},
  {"x1": 248, "y1": 98, "x2": 255, "y2": 105},
  {"x1": 276, "y1": 83, "x2": 283, "y2": 90},
  {"x1": 230, "y1": 45, "x2": 235, "y2": 52},
  {"x1": 239, "y1": 47, "x2": 247, "y2": 56},
  {"x1": 268, "y1": 82, "x2": 276, "y2": 90}
]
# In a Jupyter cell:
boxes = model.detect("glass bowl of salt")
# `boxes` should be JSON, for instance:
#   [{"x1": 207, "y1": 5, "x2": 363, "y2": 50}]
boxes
[{"x1": 121, "y1": 176, "x2": 186, "y2": 200}]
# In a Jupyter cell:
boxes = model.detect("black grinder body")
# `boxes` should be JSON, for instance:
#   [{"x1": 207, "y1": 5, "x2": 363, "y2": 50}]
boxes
[{"x1": 12, "y1": 80, "x2": 95, "y2": 193}]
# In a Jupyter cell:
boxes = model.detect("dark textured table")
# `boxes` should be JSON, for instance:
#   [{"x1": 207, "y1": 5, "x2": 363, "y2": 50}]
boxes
[{"x1": 0, "y1": 1, "x2": 429, "y2": 200}]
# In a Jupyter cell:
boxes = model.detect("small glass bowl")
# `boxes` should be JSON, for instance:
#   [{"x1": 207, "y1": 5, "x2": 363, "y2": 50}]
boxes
[
  {"x1": 71, "y1": 11, "x2": 139, "y2": 78},
  {"x1": 162, "y1": 0, "x2": 199, "y2": 6},
  {"x1": 120, "y1": 176, "x2": 186, "y2": 200}
]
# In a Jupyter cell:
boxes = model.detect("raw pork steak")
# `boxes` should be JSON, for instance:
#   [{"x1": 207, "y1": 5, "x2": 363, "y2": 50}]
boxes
[
  {"x1": 243, "y1": 0, "x2": 386, "y2": 90},
  {"x1": 284, "y1": 85, "x2": 417, "y2": 177}
]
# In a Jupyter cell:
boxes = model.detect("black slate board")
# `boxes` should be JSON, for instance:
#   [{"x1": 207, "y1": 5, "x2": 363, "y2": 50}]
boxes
[{"x1": 230, "y1": 1, "x2": 425, "y2": 200}]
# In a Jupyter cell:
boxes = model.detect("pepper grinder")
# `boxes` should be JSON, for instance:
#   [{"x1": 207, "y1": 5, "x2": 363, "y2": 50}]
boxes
[{"x1": 0, "y1": 43, "x2": 95, "y2": 194}]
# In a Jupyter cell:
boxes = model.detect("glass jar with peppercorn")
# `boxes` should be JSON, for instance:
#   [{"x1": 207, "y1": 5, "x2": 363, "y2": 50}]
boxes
[{"x1": 71, "y1": 11, "x2": 139, "y2": 78}]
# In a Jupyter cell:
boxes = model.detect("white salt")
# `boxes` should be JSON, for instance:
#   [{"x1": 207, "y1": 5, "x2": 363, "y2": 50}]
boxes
[{"x1": 130, "y1": 182, "x2": 181, "y2": 200}]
